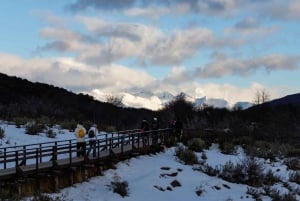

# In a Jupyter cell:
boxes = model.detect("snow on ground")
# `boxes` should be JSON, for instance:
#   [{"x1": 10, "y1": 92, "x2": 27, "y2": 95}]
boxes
[{"x1": 1, "y1": 121, "x2": 299, "y2": 201}]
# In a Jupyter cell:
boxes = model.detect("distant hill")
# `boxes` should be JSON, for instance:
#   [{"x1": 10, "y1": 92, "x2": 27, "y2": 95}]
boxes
[
  {"x1": 0, "y1": 73, "x2": 156, "y2": 129},
  {"x1": 267, "y1": 93, "x2": 300, "y2": 107}
]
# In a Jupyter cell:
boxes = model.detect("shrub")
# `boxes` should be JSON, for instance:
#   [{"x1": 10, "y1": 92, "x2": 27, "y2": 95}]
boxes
[
  {"x1": 286, "y1": 149, "x2": 300, "y2": 157},
  {"x1": 219, "y1": 157, "x2": 265, "y2": 186},
  {"x1": 12, "y1": 117, "x2": 28, "y2": 128},
  {"x1": 165, "y1": 136, "x2": 177, "y2": 147},
  {"x1": 219, "y1": 141, "x2": 237, "y2": 155},
  {"x1": 268, "y1": 189, "x2": 297, "y2": 201},
  {"x1": 187, "y1": 138, "x2": 206, "y2": 152},
  {"x1": 246, "y1": 187, "x2": 262, "y2": 200},
  {"x1": 110, "y1": 181, "x2": 129, "y2": 197},
  {"x1": 60, "y1": 119, "x2": 76, "y2": 131},
  {"x1": 232, "y1": 136, "x2": 254, "y2": 147},
  {"x1": 244, "y1": 157, "x2": 264, "y2": 186},
  {"x1": 263, "y1": 169, "x2": 281, "y2": 185},
  {"x1": 46, "y1": 128, "x2": 57, "y2": 138},
  {"x1": 284, "y1": 158, "x2": 300, "y2": 170},
  {"x1": 106, "y1": 126, "x2": 117, "y2": 132},
  {"x1": 198, "y1": 164, "x2": 220, "y2": 176},
  {"x1": 175, "y1": 145, "x2": 198, "y2": 165},
  {"x1": 108, "y1": 174, "x2": 129, "y2": 197},
  {"x1": 289, "y1": 171, "x2": 300, "y2": 185},
  {"x1": 220, "y1": 161, "x2": 244, "y2": 183},
  {"x1": 25, "y1": 121, "x2": 45, "y2": 135}
]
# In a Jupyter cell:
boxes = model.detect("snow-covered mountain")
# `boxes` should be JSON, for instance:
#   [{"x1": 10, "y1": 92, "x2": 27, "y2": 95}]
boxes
[
  {"x1": 90, "y1": 91, "x2": 252, "y2": 111},
  {"x1": 233, "y1": 101, "x2": 254, "y2": 110}
]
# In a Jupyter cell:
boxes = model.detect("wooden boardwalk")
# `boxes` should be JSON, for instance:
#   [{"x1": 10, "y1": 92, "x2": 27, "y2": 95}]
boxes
[{"x1": 0, "y1": 128, "x2": 172, "y2": 181}]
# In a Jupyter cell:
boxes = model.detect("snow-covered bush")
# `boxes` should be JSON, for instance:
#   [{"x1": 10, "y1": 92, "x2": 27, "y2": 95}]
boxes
[
  {"x1": 289, "y1": 171, "x2": 300, "y2": 185},
  {"x1": 25, "y1": 121, "x2": 45, "y2": 135},
  {"x1": 108, "y1": 174, "x2": 129, "y2": 197},
  {"x1": 175, "y1": 145, "x2": 198, "y2": 165},
  {"x1": 46, "y1": 128, "x2": 57, "y2": 138}
]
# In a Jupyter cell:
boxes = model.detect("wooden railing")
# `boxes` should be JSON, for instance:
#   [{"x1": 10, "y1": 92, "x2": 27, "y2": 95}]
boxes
[{"x1": 0, "y1": 128, "x2": 172, "y2": 179}]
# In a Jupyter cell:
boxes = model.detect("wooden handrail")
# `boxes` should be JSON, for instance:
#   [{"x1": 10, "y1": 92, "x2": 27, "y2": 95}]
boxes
[{"x1": 0, "y1": 128, "x2": 173, "y2": 172}]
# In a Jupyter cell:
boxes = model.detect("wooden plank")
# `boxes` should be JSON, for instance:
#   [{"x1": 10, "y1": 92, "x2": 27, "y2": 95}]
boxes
[{"x1": 0, "y1": 167, "x2": 16, "y2": 179}]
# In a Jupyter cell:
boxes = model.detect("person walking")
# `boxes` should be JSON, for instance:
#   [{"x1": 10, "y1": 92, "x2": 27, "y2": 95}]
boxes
[
  {"x1": 151, "y1": 117, "x2": 159, "y2": 145},
  {"x1": 87, "y1": 123, "x2": 98, "y2": 158},
  {"x1": 140, "y1": 118, "x2": 149, "y2": 143},
  {"x1": 174, "y1": 118, "x2": 183, "y2": 141},
  {"x1": 75, "y1": 122, "x2": 86, "y2": 157}
]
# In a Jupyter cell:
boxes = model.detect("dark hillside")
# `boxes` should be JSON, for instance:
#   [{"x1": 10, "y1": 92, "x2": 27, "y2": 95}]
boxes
[
  {"x1": 0, "y1": 73, "x2": 157, "y2": 129},
  {"x1": 267, "y1": 93, "x2": 300, "y2": 107},
  {"x1": 240, "y1": 93, "x2": 300, "y2": 144}
]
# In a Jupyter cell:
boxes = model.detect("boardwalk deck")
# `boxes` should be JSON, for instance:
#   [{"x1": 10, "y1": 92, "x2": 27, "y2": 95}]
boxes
[{"x1": 0, "y1": 128, "x2": 171, "y2": 181}]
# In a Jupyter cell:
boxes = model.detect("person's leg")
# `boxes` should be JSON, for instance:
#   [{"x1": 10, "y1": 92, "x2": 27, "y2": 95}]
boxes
[
  {"x1": 92, "y1": 141, "x2": 96, "y2": 157},
  {"x1": 87, "y1": 141, "x2": 92, "y2": 156}
]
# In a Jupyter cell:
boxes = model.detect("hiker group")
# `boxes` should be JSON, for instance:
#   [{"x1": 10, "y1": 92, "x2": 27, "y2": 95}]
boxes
[
  {"x1": 74, "y1": 122, "x2": 98, "y2": 157},
  {"x1": 74, "y1": 117, "x2": 183, "y2": 157}
]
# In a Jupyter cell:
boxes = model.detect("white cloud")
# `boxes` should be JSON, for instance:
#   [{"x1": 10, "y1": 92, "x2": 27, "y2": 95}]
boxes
[{"x1": 195, "y1": 54, "x2": 300, "y2": 78}]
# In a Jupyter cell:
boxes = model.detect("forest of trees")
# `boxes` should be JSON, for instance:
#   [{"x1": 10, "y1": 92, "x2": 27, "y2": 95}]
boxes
[{"x1": 1, "y1": 72, "x2": 300, "y2": 145}]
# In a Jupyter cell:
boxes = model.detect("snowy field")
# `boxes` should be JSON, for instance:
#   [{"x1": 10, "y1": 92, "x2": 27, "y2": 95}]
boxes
[{"x1": 0, "y1": 121, "x2": 299, "y2": 201}]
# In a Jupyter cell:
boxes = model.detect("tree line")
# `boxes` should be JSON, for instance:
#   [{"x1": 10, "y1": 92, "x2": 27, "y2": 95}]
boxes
[{"x1": 0, "y1": 72, "x2": 299, "y2": 145}]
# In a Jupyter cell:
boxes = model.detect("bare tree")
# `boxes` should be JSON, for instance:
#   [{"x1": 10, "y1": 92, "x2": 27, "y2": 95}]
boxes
[
  {"x1": 254, "y1": 90, "x2": 261, "y2": 105},
  {"x1": 254, "y1": 89, "x2": 270, "y2": 105},
  {"x1": 106, "y1": 95, "x2": 124, "y2": 107},
  {"x1": 261, "y1": 89, "x2": 270, "y2": 103}
]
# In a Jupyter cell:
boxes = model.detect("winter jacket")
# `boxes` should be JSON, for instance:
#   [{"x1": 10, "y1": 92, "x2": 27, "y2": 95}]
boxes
[
  {"x1": 87, "y1": 126, "x2": 98, "y2": 141},
  {"x1": 75, "y1": 124, "x2": 86, "y2": 143}
]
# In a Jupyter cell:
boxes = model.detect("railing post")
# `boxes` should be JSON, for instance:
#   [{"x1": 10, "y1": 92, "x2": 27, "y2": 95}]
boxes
[
  {"x1": 109, "y1": 138, "x2": 113, "y2": 150},
  {"x1": 105, "y1": 133, "x2": 108, "y2": 149},
  {"x1": 23, "y1": 145, "x2": 26, "y2": 165},
  {"x1": 16, "y1": 150, "x2": 19, "y2": 171},
  {"x1": 35, "y1": 148, "x2": 39, "y2": 173},
  {"x1": 121, "y1": 135, "x2": 124, "y2": 154},
  {"x1": 97, "y1": 139, "x2": 100, "y2": 159},
  {"x1": 4, "y1": 148, "x2": 6, "y2": 169},
  {"x1": 39, "y1": 144, "x2": 42, "y2": 163},
  {"x1": 69, "y1": 140, "x2": 72, "y2": 165}
]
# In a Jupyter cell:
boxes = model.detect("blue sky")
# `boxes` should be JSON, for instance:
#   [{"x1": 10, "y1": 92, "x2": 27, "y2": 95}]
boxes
[{"x1": 1, "y1": 0, "x2": 300, "y2": 110}]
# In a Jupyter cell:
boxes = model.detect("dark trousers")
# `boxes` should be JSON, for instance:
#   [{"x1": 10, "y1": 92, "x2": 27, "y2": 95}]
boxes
[
  {"x1": 87, "y1": 140, "x2": 96, "y2": 157},
  {"x1": 77, "y1": 142, "x2": 86, "y2": 157}
]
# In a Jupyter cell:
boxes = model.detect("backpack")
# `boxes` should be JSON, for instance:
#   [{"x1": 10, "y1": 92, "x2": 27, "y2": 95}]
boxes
[
  {"x1": 88, "y1": 129, "x2": 95, "y2": 138},
  {"x1": 78, "y1": 128, "x2": 85, "y2": 138}
]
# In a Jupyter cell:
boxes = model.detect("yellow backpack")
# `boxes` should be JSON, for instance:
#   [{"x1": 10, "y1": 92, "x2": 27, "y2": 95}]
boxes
[{"x1": 78, "y1": 128, "x2": 85, "y2": 138}]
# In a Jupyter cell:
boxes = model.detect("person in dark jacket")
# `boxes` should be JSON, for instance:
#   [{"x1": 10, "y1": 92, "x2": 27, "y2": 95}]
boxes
[
  {"x1": 87, "y1": 123, "x2": 98, "y2": 158},
  {"x1": 140, "y1": 118, "x2": 149, "y2": 143},
  {"x1": 151, "y1": 117, "x2": 159, "y2": 144},
  {"x1": 174, "y1": 119, "x2": 183, "y2": 141},
  {"x1": 140, "y1": 118, "x2": 149, "y2": 132}
]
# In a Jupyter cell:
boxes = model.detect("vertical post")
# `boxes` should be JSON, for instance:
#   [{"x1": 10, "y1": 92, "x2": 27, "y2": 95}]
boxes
[
  {"x1": 121, "y1": 135, "x2": 124, "y2": 154},
  {"x1": 52, "y1": 145, "x2": 57, "y2": 167},
  {"x1": 105, "y1": 133, "x2": 108, "y2": 150},
  {"x1": 97, "y1": 139, "x2": 100, "y2": 159},
  {"x1": 69, "y1": 140, "x2": 72, "y2": 165},
  {"x1": 4, "y1": 148, "x2": 6, "y2": 169},
  {"x1": 39, "y1": 144, "x2": 42, "y2": 163},
  {"x1": 16, "y1": 151, "x2": 19, "y2": 169},
  {"x1": 35, "y1": 148, "x2": 39, "y2": 174},
  {"x1": 23, "y1": 145, "x2": 26, "y2": 165}
]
